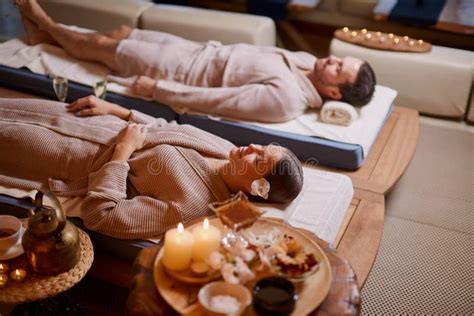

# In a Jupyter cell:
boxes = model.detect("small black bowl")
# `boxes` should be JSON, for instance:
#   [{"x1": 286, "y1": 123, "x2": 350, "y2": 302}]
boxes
[{"x1": 252, "y1": 277, "x2": 297, "y2": 316}]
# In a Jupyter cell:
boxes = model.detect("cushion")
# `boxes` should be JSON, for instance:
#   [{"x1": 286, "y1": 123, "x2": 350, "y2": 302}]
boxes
[
  {"x1": 330, "y1": 37, "x2": 473, "y2": 118},
  {"x1": 38, "y1": 0, "x2": 153, "y2": 32},
  {"x1": 140, "y1": 4, "x2": 276, "y2": 46}
]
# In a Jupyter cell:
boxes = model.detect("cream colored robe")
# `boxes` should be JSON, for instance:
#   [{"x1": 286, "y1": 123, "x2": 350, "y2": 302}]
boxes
[
  {"x1": 0, "y1": 98, "x2": 233, "y2": 239},
  {"x1": 116, "y1": 29, "x2": 322, "y2": 122}
]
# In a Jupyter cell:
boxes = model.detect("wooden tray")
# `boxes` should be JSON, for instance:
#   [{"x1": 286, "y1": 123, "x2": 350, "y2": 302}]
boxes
[{"x1": 153, "y1": 218, "x2": 332, "y2": 315}]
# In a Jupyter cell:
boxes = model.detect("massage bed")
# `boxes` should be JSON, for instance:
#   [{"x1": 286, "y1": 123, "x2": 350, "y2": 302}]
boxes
[{"x1": 0, "y1": 35, "x2": 401, "y2": 169}]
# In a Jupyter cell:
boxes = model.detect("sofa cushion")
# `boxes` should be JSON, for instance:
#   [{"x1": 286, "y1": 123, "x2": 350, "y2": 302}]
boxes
[
  {"x1": 330, "y1": 38, "x2": 473, "y2": 118},
  {"x1": 140, "y1": 4, "x2": 276, "y2": 46},
  {"x1": 39, "y1": 0, "x2": 153, "y2": 32}
]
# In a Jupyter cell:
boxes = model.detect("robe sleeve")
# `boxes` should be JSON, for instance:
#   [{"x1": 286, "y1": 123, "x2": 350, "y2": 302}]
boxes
[
  {"x1": 152, "y1": 79, "x2": 305, "y2": 123},
  {"x1": 80, "y1": 160, "x2": 182, "y2": 239},
  {"x1": 128, "y1": 110, "x2": 176, "y2": 127}
]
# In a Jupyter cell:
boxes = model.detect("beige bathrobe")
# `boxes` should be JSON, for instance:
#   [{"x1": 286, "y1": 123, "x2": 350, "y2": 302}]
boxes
[
  {"x1": 0, "y1": 98, "x2": 234, "y2": 239},
  {"x1": 116, "y1": 29, "x2": 322, "y2": 122}
]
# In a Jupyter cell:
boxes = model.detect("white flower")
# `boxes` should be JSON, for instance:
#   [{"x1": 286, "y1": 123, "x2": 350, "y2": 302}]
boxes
[
  {"x1": 207, "y1": 251, "x2": 226, "y2": 270},
  {"x1": 221, "y1": 263, "x2": 240, "y2": 284},
  {"x1": 250, "y1": 178, "x2": 270, "y2": 200}
]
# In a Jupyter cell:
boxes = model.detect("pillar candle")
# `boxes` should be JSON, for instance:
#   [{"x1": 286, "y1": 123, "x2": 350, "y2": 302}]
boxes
[
  {"x1": 162, "y1": 223, "x2": 194, "y2": 271},
  {"x1": 192, "y1": 218, "x2": 222, "y2": 262}
]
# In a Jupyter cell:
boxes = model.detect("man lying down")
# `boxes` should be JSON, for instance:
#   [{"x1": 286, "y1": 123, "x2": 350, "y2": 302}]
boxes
[
  {"x1": 0, "y1": 97, "x2": 303, "y2": 239},
  {"x1": 15, "y1": 0, "x2": 376, "y2": 123}
]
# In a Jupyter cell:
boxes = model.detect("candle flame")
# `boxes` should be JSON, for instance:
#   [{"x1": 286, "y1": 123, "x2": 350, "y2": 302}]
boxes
[
  {"x1": 177, "y1": 223, "x2": 184, "y2": 233},
  {"x1": 15, "y1": 270, "x2": 20, "y2": 276},
  {"x1": 203, "y1": 218, "x2": 209, "y2": 230}
]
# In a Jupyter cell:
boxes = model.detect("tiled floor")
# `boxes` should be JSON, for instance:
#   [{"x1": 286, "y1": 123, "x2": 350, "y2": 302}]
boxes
[{"x1": 361, "y1": 122, "x2": 474, "y2": 314}]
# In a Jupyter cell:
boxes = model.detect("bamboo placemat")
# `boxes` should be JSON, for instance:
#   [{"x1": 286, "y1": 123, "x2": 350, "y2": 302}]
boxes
[{"x1": 0, "y1": 229, "x2": 94, "y2": 304}]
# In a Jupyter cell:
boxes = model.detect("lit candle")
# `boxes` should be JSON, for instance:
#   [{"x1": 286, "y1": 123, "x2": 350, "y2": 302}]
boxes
[
  {"x1": 388, "y1": 33, "x2": 394, "y2": 39},
  {"x1": 351, "y1": 31, "x2": 357, "y2": 38},
  {"x1": 403, "y1": 36, "x2": 409, "y2": 41},
  {"x1": 376, "y1": 31, "x2": 382, "y2": 37},
  {"x1": 361, "y1": 28, "x2": 367, "y2": 34},
  {"x1": 342, "y1": 27, "x2": 349, "y2": 33},
  {"x1": 418, "y1": 39, "x2": 424, "y2": 45},
  {"x1": 162, "y1": 223, "x2": 194, "y2": 271},
  {"x1": 0, "y1": 274, "x2": 7, "y2": 287},
  {"x1": 0, "y1": 263, "x2": 9, "y2": 274},
  {"x1": 10, "y1": 269, "x2": 26, "y2": 282},
  {"x1": 394, "y1": 38, "x2": 400, "y2": 44},
  {"x1": 365, "y1": 34, "x2": 372, "y2": 40},
  {"x1": 192, "y1": 218, "x2": 222, "y2": 262}
]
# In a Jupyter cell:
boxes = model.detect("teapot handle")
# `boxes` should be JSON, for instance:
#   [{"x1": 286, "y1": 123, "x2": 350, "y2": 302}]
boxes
[
  {"x1": 28, "y1": 191, "x2": 44, "y2": 217},
  {"x1": 45, "y1": 192, "x2": 67, "y2": 232},
  {"x1": 31, "y1": 191, "x2": 67, "y2": 232}
]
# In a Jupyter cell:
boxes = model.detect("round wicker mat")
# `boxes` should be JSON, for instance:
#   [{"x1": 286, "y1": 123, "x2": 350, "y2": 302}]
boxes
[{"x1": 0, "y1": 229, "x2": 94, "y2": 304}]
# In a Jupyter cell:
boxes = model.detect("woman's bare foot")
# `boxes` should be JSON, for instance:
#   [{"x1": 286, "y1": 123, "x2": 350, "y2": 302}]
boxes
[
  {"x1": 15, "y1": 0, "x2": 54, "y2": 30},
  {"x1": 106, "y1": 25, "x2": 133, "y2": 40},
  {"x1": 21, "y1": 16, "x2": 55, "y2": 45}
]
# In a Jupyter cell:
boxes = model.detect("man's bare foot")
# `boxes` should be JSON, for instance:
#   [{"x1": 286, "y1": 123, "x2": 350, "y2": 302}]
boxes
[
  {"x1": 106, "y1": 25, "x2": 133, "y2": 40},
  {"x1": 21, "y1": 16, "x2": 55, "y2": 45},
  {"x1": 15, "y1": 0, "x2": 54, "y2": 30}
]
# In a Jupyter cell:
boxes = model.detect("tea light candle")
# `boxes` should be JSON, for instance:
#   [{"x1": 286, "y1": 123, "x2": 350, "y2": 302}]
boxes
[
  {"x1": 342, "y1": 27, "x2": 349, "y2": 33},
  {"x1": 10, "y1": 269, "x2": 26, "y2": 282},
  {"x1": 162, "y1": 223, "x2": 194, "y2": 271},
  {"x1": 0, "y1": 274, "x2": 7, "y2": 287},
  {"x1": 361, "y1": 28, "x2": 367, "y2": 34},
  {"x1": 192, "y1": 218, "x2": 222, "y2": 262},
  {"x1": 0, "y1": 263, "x2": 9, "y2": 274}
]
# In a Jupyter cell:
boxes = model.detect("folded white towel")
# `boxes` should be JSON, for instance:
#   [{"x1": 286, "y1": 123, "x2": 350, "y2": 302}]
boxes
[{"x1": 320, "y1": 101, "x2": 359, "y2": 126}]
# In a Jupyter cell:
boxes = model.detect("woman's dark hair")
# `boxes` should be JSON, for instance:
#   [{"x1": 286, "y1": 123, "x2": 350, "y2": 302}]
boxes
[
  {"x1": 265, "y1": 148, "x2": 304, "y2": 203},
  {"x1": 339, "y1": 62, "x2": 376, "y2": 107}
]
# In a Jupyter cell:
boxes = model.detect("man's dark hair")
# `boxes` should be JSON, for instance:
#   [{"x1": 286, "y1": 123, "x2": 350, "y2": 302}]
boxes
[{"x1": 339, "y1": 62, "x2": 376, "y2": 107}]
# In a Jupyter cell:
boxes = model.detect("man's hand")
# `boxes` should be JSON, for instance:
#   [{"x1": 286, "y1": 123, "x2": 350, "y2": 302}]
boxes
[
  {"x1": 131, "y1": 76, "x2": 156, "y2": 98},
  {"x1": 67, "y1": 96, "x2": 131, "y2": 120},
  {"x1": 112, "y1": 123, "x2": 147, "y2": 161}
]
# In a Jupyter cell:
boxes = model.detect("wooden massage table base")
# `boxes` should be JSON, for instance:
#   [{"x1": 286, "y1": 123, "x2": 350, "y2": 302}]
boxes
[{"x1": 0, "y1": 88, "x2": 419, "y2": 289}]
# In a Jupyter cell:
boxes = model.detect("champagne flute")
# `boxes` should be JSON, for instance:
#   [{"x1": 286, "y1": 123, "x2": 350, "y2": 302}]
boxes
[
  {"x1": 52, "y1": 76, "x2": 68, "y2": 102},
  {"x1": 93, "y1": 79, "x2": 107, "y2": 99}
]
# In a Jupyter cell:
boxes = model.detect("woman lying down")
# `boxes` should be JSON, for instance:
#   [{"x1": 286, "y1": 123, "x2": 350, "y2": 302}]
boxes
[{"x1": 0, "y1": 96, "x2": 303, "y2": 239}]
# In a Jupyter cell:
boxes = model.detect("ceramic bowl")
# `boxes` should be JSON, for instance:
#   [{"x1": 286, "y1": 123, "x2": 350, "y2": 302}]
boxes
[{"x1": 198, "y1": 281, "x2": 252, "y2": 316}]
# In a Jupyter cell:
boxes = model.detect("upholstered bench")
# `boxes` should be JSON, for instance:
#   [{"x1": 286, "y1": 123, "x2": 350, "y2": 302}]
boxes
[
  {"x1": 38, "y1": 0, "x2": 276, "y2": 46},
  {"x1": 330, "y1": 38, "x2": 473, "y2": 120}
]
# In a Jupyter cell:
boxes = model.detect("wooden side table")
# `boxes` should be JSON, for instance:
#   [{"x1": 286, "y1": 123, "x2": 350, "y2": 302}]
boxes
[
  {"x1": 126, "y1": 225, "x2": 360, "y2": 315},
  {"x1": 0, "y1": 229, "x2": 94, "y2": 304}
]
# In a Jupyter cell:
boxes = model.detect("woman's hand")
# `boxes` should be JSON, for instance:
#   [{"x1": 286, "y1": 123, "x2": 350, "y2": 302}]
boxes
[
  {"x1": 67, "y1": 96, "x2": 131, "y2": 120},
  {"x1": 112, "y1": 123, "x2": 148, "y2": 161},
  {"x1": 131, "y1": 76, "x2": 156, "y2": 98}
]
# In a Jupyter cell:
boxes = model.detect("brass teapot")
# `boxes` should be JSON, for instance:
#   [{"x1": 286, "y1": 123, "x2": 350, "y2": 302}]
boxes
[{"x1": 22, "y1": 192, "x2": 80, "y2": 275}]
